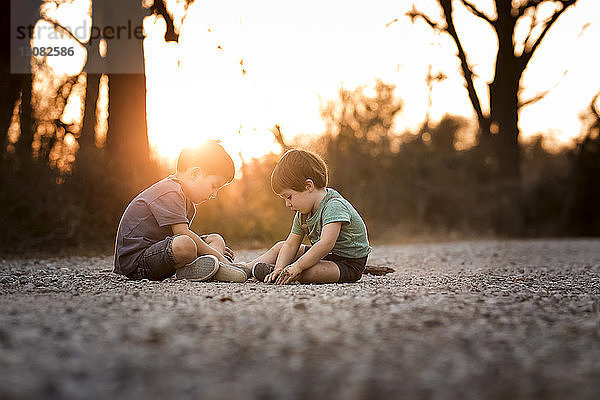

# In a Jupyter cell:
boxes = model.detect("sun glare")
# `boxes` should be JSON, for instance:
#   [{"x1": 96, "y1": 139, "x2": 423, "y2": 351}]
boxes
[
  {"x1": 141, "y1": 0, "x2": 600, "y2": 169},
  {"x1": 32, "y1": 0, "x2": 600, "y2": 169},
  {"x1": 143, "y1": 9, "x2": 282, "y2": 169}
]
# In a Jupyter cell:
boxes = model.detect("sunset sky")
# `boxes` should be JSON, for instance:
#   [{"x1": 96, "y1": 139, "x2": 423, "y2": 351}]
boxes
[{"x1": 33, "y1": 0, "x2": 600, "y2": 164}]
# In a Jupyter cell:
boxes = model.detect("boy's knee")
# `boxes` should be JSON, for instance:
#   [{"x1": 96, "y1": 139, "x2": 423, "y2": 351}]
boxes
[
  {"x1": 205, "y1": 233, "x2": 225, "y2": 246},
  {"x1": 298, "y1": 269, "x2": 315, "y2": 283},
  {"x1": 171, "y1": 235, "x2": 197, "y2": 264}
]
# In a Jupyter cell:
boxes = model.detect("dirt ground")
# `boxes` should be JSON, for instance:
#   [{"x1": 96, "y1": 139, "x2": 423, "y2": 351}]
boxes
[{"x1": 1, "y1": 239, "x2": 600, "y2": 399}]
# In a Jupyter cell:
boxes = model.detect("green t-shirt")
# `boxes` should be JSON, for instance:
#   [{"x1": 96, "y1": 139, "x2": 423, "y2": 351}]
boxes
[{"x1": 291, "y1": 188, "x2": 371, "y2": 259}]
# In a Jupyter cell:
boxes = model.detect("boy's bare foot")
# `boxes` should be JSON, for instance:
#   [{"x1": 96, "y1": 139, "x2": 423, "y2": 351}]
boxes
[
  {"x1": 176, "y1": 255, "x2": 219, "y2": 281},
  {"x1": 252, "y1": 262, "x2": 275, "y2": 282}
]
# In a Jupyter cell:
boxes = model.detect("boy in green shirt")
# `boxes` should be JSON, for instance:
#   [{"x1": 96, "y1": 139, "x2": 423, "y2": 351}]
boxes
[{"x1": 248, "y1": 149, "x2": 371, "y2": 284}]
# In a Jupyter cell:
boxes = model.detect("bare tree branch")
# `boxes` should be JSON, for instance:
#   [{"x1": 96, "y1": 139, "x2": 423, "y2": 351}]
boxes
[
  {"x1": 406, "y1": 6, "x2": 443, "y2": 30},
  {"x1": 151, "y1": 0, "x2": 178, "y2": 42},
  {"x1": 407, "y1": 1, "x2": 486, "y2": 125},
  {"x1": 460, "y1": 0, "x2": 495, "y2": 27},
  {"x1": 40, "y1": 17, "x2": 86, "y2": 48},
  {"x1": 521, "y1": 7, "x2": 539, "y2": 55},
  {"x1": 520, "y1": 0, "x2": 577, "y2": 69},
  {"x1": 438, "y1": 0, "x2": 485, "y2": 125},
  {"x1": 578, "y1": 22, "x2": 591, "y2": 38},
  {"x1": 150, "y1": 0, "x2": 196, "y2": 42},
  {"x1": 179, "y1": 0, "x2": 196, "y2": 28},
  {"x1": 591, "y1": 92, "x2": 600, "y2": 120},
  {"x1": 270, "y1": 125, "x2": 291, "y2": 153},
  {"x1": 385, "y1": 18, "x2": 399, "y2": 28},
  {"x1": 516, "y1": 0, "x2": 546, "y2": 17},
  {"x1": 518, "y1": 69, "x2": 567, "y2": 108},
  {"x1": 519, "y1": 90, "x2": 551, "y2": 108}
]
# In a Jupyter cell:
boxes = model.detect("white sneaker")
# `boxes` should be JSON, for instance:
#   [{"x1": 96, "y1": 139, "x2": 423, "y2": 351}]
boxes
[
  {"x1": 175, "y1": 255, "x2": 219, "y2": 281},
  {"x1": 213, "y1": 262, "x2": 249, "y2": 282}
]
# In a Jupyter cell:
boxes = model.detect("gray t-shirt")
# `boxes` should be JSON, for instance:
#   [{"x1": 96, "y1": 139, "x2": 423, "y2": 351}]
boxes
[
  {"x1": 113, "y1": 175, "x2": 195, "y2": 275},
  {"x1": 291, "y1": 188, "x2": 371, "y2": 259}
]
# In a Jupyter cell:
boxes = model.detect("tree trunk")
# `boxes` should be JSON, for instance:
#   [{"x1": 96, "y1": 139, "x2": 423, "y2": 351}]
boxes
[
  {"x1": 80, "y1": 73, "x2": 101, "y2": 149},
  {"x1": 490, "y1": 1, "x2": 521, "y2": 184},
  {"x1": 485, "y1": 2, "x2": 523, "y2": 234},
  {"x1": 489, "y1": 72, "x2": 523, "y2": 234},
  {"x1": 80, "y1": 0, "x2": 103, "y2": 151},
  {"x1": 16, "y1": 73, "x2": 35, "y2": 161},
  {"x1": 9, "y1": 1, "x2": 41, "y2": 163},
  {"x1": 489, "y1": 75, "x2": 521, "y2": 183},
  {"x1": 0, "y1": 81, "x2": 21, "y2": 157},
  {"x1": 96, "y1": 0, "x2": 152, "y2": 185},
  {"x1": 72, "y1": 72, "x2": 102, "y2": 182},
  {"x1": 0, "y1": 2, "x2": 23, "y2": 158},
  {"x1": 73, "y1": 0, "x2": 105, "y2": 179},
  {"x1": 105, "y1": 73, "x2": 150, "y2": 174}
]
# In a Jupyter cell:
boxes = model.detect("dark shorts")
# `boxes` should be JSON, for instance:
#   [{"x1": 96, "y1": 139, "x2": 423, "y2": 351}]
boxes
[
  {"x1": 127, "y1": 235, "x2": 215, "y2": 281},
  {"x1": 303, "y1": 245, "x2": 368, "y2": 283},
  {"x1": 127, "y1": 236, "x2": 178, "y2": 281}
]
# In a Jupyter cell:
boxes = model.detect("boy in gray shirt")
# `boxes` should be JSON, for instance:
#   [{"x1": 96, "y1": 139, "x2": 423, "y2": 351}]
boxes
[{"x1": 113, "y1": 141, "x2": 247, "y2": 282}]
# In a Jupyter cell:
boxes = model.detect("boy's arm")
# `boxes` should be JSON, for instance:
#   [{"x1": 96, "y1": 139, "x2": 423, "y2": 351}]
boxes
[
  {"x1": 275, "y1": 232, "x2": 303, "y2": 269},
  {"x1": 289, "y1": 222, "x2": 341, "y2": 273},
  {"x1": 264, "y1": 232, "x2": 303, "y2": 283},
  {"x1": 171, "y1": 223, "x2": 228, "y2": 262}
]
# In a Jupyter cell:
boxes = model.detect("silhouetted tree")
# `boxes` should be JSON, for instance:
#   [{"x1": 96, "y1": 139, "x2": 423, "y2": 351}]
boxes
[
  {"x1": 0, "y1": 0, "x2": 23, "y2": 160},
  {"x1": 89, "y1": 0, "x2": 193, "y2": 188},
  {"x1": 0, "y1": 0, "x2": 196, "y2": 251},
  {"x1": 1, "y1": 1, "x2": 42, "y2": 166},
  {"x1": 408, "y1": 0, "x2": 577, "y2": 182}
]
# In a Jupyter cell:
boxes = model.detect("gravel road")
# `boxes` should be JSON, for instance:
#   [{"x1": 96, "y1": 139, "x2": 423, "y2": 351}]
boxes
[{"x1": 1, "y1": 239, "x2": 600, "y2": 399}]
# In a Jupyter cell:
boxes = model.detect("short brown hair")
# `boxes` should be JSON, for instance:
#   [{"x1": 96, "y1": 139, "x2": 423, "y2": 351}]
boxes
[
  {"x1": 177, "y1": 140, "x2": 235, "y2": 182},
  {"x1": 271, "y1": 149, "x2": 328, "y2": 193}
]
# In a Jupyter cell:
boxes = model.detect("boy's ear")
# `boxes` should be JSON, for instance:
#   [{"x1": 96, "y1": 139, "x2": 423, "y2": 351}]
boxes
[
  {"x1": 305, "y1": 179, "x2": 315, "y2": 191},
  {"x1": 190, "y1": 167, "x2": 206, "y2": 179}
]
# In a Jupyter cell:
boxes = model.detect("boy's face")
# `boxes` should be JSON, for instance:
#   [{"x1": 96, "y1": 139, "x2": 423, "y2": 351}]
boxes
[
  {"x1": 182, "y1": 168, "x2": 229, "y2": 204},
  {"x1": 277, "y1": 181, "x2": 316, "y2": 214}
]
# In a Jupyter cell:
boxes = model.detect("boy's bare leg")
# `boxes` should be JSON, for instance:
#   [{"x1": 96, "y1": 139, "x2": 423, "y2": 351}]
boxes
[
  {"x1": 246, "y1": 241, "x2": 284, "y2": 266},
  {"x1": 202, "y1": 233, "x2": 237, "y2": 262},
  {"x1": 297, "y1": 260, "x2": 340, "y2": 283},
  {"x1": 246, "y1": 241, "x2": 307, "y2": 268},
  {"x1": 171, "y1": 235, "x2": 198, "y2": 268},
  {"x1": 171, "y1": 234, "x2": 228, "y2": 268},
  {"x1": 172, "y1": 235, "x2": 222, "y2": 281},
  {"x1": 202, "y1": 233, "x2": 226, "y2": 254}
]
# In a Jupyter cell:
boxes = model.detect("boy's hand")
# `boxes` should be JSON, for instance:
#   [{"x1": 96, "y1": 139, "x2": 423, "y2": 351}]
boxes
[
  {"x1": 224, "y1": 246, "x2": 235, "y2": 261},
  {"x1": 264, "y1": 268, "x2": 283, "y2": 283},
  {"x1": 275, "y1": 264, "x2": 302, "y2": 285}
]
